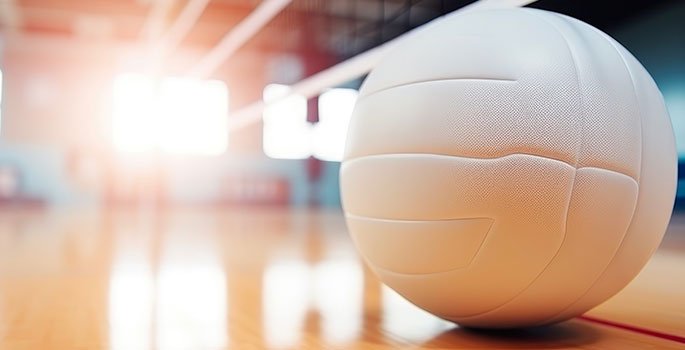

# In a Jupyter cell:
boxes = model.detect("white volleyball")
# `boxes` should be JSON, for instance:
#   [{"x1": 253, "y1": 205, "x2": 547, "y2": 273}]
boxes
[{"x1": 340, "y1": 8, "x2": 677, "y2": 328}]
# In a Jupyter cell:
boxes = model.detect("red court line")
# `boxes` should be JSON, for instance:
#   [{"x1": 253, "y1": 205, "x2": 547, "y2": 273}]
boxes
[{"x1": 578, "y1": 315, "x2": 685, "y2": 344}]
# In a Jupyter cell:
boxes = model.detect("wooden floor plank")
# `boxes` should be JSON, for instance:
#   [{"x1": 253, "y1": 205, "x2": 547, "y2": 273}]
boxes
[
  {"x1": 0, "y1": 208, "x2": 681, "y2": 349},
  {"x1": 584, "y1": 214, "x2": 685, "y2": 338}
]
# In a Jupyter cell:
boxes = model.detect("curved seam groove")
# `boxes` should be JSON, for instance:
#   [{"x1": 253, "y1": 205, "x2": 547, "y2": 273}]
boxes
[
  {"x1": 344, "y1": 213, "x2": 494, "y2": 223},
  {"x1": 427, "y1": 11, "x2": 589, "y2": 320},
  {"x1": 454, "y1": 171, "x2": 577, "y2": 321},
  {"x1": 365, "y1": 220, "x2": 496, "y2": 276},
  {"x1": 344, "y1": 152, "x2": 575, "y2": 169},
  {"x1": 461, "y1": 219, "x2": 495, "y2": 271},
  {"x1": 584, "y1": 23, "x2": 644, "y2": 183},
  {"x1": 535, "y1": 21, "x2": 645, "y2": 325},
  {"x1": 343, "y1": 152, "x2": 638, "y2": 185},
  {"x1": 358, "y1": 77, "x2": 518, "y2": 101}
]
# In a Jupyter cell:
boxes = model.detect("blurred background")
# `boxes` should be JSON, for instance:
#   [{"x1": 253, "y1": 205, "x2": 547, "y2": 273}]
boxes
[{"x1": 0, "y1": 0, "x2": 683, "y2": 210}]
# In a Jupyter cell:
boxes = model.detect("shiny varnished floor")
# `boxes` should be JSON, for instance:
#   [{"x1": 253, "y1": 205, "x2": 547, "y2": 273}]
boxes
[{"x1": 0, "y1": 207, "x2": 683, "y2": 349}]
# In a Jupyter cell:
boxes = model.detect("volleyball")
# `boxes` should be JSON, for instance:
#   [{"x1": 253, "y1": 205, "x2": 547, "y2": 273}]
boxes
[{"x1": 340, "y1": 8, "x2": 677, "y2": 328}]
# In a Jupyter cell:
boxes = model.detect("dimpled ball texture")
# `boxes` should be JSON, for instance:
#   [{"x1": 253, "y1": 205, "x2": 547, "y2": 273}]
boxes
[{"x1": 340, "y1": 8, "x2": 677, "y2": 328}]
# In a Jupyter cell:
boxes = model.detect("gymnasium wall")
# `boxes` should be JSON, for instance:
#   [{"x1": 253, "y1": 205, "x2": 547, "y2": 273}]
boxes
[
  {"x1": 610, "y1": 1, "x2": 685, "y2": 198},
  {"x1": 0, "y1": 2, "x2": 683, "y2": 207},
  {"x1": 0, "y1": 35, "x2": 344, "y2": 206},
  {"x1": 611, "y1": 2, "x2": 685, "y2": 157}
]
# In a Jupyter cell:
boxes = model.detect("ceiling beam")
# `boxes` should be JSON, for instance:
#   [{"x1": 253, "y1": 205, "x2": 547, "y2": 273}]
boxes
[
  {"x1": 140, "y1": 0, "x2": 180, "y2": 43},
  {"x1": 226, "y1": 0, "x2": 540, "y2": 132},
  {"x1": 187, "y1": 0, "x2": 292, "y2": 79},
  {"x1": 144, "y1": 0, "x2": 212, "y2": 71}
]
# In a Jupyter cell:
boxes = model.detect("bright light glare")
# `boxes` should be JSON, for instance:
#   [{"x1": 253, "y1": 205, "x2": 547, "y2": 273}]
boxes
[
  {"x1": 314, "y1": 88, "x2": 358, "y2": 161},
  {"x1": 262, "y1": 85, "x2": 358, "y2": 161},
  {"x1": 262, "y1": 84, "x2": 311, "y2": 159},
  {"x1": 112, "y1": 74, "x2": 157, "y2": 152},
  {"x1": 112, "y1": 73, "x2": 229, "y2": 155}
]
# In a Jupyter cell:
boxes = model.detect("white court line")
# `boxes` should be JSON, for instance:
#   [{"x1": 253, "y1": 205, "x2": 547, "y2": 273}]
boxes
[{"x1": 227, "y1": 0, "x2": 539, "y2": 132}]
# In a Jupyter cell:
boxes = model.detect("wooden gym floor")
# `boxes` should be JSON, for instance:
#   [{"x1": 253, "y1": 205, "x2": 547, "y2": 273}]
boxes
[{"x1": 0, "y1": 207, "x2": 683, "y2": 349}]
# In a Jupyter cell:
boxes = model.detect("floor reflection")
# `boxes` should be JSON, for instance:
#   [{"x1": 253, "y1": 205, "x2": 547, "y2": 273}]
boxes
[
  {"x1": 156, "y1": 247, "x2": 227, "y2": 349},
  {"x1": 109, "y1": 257, "x2": 153, "y2": 350},
  {"x1": 313, "y1": 259, "x2": 363, "y2": 344},
  {"x1": 262, "y1": 260, "x2": 310, "y2": 348},
  {"x1": 166, "y1": 213, "x2": 227, "y2": 349},
  {"x1": 104, "y1": 209, "x2": 465, "y2": 349},
  {"x1": 2, "y1": 208, "x2": 640, "y2": 349},
  {"x1": 108, "y1": 211, "x2": 227, "y2": 350},
  {"x1": 262, "y1": 258, "x2": 363, "y2": 348},
  {"x1": 382, "y1": 285, "x2": 455, "y2": 343}
]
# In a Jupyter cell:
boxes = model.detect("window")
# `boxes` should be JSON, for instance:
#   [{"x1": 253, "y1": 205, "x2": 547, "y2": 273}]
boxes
[
  {"x1": 112, "y1": 73, "x2": 229, "y2": 155},
  {"x1": 262, "y1": 84, "x2": 311, "y2": 159},
  {"x1": 314, "y1": 88, "x2": 358, "y2": 162},
  {"x1": 262, "y1": 84, "x2": 358, "y2": 161}
]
